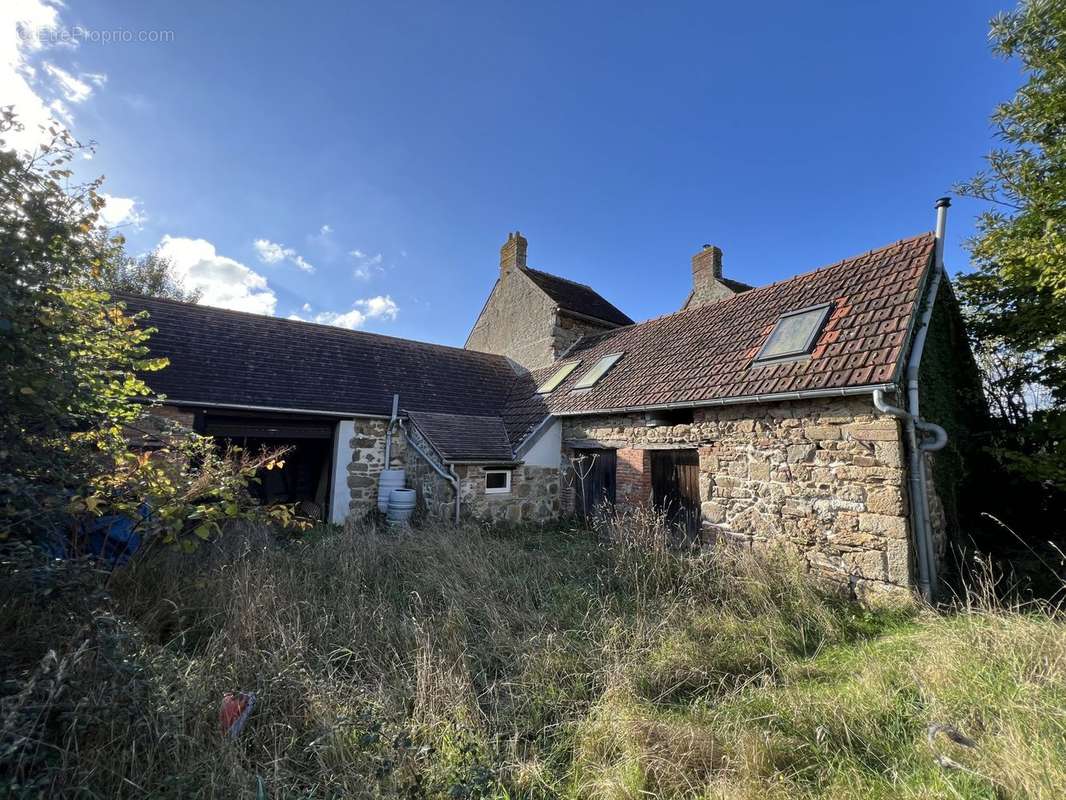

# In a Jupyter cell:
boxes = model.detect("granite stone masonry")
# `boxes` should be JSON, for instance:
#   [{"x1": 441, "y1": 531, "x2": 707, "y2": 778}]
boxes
[{"x1": 562, "y1": 397, "x2": 923, "y2": 600}]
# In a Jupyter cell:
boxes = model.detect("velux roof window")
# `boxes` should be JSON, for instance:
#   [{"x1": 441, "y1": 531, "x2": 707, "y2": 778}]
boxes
[
  {"x1": 574, "y1": 352, "x2": 624, "y2": 389},
  {"x1": 755, "y1": 303, "x2": 832, "y2": 363},
  {"x1": 536, "y1": 361, "x2": 580, "y2": 394}
]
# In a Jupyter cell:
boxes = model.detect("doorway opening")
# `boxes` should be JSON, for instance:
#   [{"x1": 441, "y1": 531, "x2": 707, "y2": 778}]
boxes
[
  {"x1": 573, "y1": 448, "x2": 616, "y2": 521},
  {"x1": 200, "y1": 411, "x2": 335, "y2": 522},
  {"x1": 650, "y1": 449, "x2": 702, "y2": 540}
]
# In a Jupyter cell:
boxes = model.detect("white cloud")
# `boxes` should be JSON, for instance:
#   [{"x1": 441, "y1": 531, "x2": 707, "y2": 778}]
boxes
[
  {"x1": 253, "y1": 238, "x2": 286, "y2": 263},
  {"x1": 98, "y1": 192, "x2": 146, "y2": 228},
  {"x1": 350, "y1": 249, "x2": 384, "y2": 280},
  {"x1": 1, "y1": 1, "x2": 62, "y2": 151},
  {"x1": 291, "y1": 295, "x2": 399, "y2": 330},
  {"x1": 320, "y1": 224, "x2": 332, "y2": 235},
  {"x1": 0, "y1": 1, "x2": 108, "y2": 152},
  {"x1": 157, "y1": 235, "x2": 277, "y2": 315},
  {"x1": 253, "y1": 238, "x2": 315, "y2": 273},
  {"x1": 42, "y1": 62, "x2": 92, "y2": 103}
]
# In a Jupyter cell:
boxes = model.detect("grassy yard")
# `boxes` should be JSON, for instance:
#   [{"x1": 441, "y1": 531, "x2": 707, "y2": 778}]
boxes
[{"x1": 2, "y1": 519, "x2": 1065, "y2": 798}]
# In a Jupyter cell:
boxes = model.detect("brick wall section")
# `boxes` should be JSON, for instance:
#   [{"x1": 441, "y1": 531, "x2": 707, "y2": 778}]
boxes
[
  {"x1": 562, "y1": 397, "x2": 917, "y2": 601},
  {"x1": 616, "y1": 447, "x2": 651, "y2": 505}
]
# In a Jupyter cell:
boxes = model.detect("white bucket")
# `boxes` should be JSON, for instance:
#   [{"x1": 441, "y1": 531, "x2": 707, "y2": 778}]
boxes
[
  {"x1": 377, "y1": 469, "x2": 406, "y2": 513},
  {"x1": 386, "y1": 488, "x2": 417, "y2": 525}
]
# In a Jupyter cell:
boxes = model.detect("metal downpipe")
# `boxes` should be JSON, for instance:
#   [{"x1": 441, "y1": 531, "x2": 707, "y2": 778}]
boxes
[
  {"x1": 384, "y1": 393, "x2": 399, "y2": 467},
  {"x1": 873, "y1": 388, "x2": 934, "y2": 601}
]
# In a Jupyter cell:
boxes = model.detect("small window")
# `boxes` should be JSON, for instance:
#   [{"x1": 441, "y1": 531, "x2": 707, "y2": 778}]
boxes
[
  {"x1": 755, "y1": 304, "x2": 832, "y2": 363},
  {"x1": 573, "y1": 352, "x2": 624, "y2": 389},
  {"x1": 537, "y1": 362, "x2": 580, "y2": 394},
  {"x1": 484, "y1": 469, "x2": 511, "y2": 494}
]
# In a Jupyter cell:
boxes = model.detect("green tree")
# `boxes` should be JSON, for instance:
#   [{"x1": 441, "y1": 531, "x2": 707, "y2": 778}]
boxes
[
  {"x1": 90, "y1": 245, "x2": 202, "y2": 302},
  {"x1": 0, "y1": 110, "x2": 166, "y2": 540},
  {"x1": 955, "y1": 0, "x2": 1066, "y2": 491}
]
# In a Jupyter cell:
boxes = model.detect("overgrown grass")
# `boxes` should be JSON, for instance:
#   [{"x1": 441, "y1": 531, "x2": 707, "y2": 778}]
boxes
[{"x1": 2, "y1": 517, "x2": 1065, "y2": 798}]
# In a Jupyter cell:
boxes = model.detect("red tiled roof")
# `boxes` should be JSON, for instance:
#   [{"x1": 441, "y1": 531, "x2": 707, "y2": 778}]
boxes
[{"x1": 523, "y1": 232, "x2": 936, "y2": 416}]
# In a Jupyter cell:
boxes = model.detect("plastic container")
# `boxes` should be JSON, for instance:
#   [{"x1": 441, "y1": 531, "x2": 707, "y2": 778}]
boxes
[
  {"x1": 377, "y1": 469, "x2": 406, "y2": 513},
  {"x1": 386, "y1": 488, "x2": 417, "y2": 525}
]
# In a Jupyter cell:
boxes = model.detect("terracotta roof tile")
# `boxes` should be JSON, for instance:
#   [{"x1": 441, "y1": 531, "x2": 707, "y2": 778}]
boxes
[{"x1": 524, "y1": 232, "x2": 936, "y2": 415}]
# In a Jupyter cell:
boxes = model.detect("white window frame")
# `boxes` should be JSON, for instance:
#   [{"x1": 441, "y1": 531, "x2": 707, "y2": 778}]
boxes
[{"x1": 484, "y1": 469, "x2": 512, "y2": 494}]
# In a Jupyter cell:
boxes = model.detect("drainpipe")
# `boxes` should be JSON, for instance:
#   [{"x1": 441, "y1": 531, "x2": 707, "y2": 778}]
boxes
[
  {"x1": 871, "y1": 198, "x2": 952, "y2": 602},
  {"x1": 383, "y1": 393, "x2": 400, "y2": 467},
  {"x1": 399, "y1": 420, "x2": 462, "y2": 525},
  {"x1": 873, "y1": 388, "x2": 935, "y2": 601}
]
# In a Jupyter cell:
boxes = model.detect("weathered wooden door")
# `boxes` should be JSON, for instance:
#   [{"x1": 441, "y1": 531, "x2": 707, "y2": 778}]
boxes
[
  {"x1": 576, "y1": 449, "x2": 616, "y2": 519},
  {"x1": 651, "y1": 449, "x2": 701, "y2": 539}
]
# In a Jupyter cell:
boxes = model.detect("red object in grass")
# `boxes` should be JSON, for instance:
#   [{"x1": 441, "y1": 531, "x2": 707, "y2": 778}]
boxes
[{"x1": 220, "y1": 691, "x2": 256, "y2": 738}]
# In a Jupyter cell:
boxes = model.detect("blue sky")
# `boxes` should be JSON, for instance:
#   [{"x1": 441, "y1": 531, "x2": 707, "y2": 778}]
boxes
[{"x1": 5, "y1": 1, "x2": 1022, "y2": 346}]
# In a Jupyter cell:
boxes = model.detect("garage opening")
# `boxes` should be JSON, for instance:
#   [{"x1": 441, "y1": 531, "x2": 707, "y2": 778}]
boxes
[
  {"x1": 199, "y1": 411, "x2": 335, "y2": 521},
  {"x1": 651, "y1": 449, "x2": 701, "y2": 540}
]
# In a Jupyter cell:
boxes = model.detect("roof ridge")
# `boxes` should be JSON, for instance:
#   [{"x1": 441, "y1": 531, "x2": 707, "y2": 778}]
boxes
[
  {"x1": 562, "y1": 231, "x2": 935, "y2": 348},
  {"x1": 407, "y1": 409, "x2": 506, "y2": 423},
  {"x1": 115, "y1": 291, "x2": 511, "y2": 364},
  {"x1": 520, "y1": 265, "x2": 596, "y2": 291}
]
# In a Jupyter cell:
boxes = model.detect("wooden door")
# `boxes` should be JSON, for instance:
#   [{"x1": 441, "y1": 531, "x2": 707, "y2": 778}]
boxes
[
  {"x1": 651, "y1": 449, "x2": 701, "y2": 539},
  {"x1": 575, "y1": 449, "x2": 616, "y2": 519}
]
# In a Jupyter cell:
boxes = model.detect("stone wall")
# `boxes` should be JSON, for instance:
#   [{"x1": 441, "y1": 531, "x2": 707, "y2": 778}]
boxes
[
  {"x1": 465, "y1": 269, "x2": 560, "y2": 370},
  {"x1": 554, "y1": 312, "x2": 618, "y2": 360},
  {"x1": 361, "y1": 422, "x2": 561, "y2": 525},
  {"x1": 457, "y1": 464, "x2": 560, "y2": 524},
  {"x1": 562, "y1": 397, "x2": 915, "y2": 599},
  {"x1": 346, "y1": 419, "x2": 405, "y2": 518},
  {"x1": 404, "y1": 423, "x2": 458, "y2": 521}
]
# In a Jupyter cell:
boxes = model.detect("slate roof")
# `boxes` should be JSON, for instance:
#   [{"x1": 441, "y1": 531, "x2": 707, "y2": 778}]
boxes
[
  {"x1": 406, "y1": 410, "x2": 516, "y2": 463},
  {"x1": 509, "y1": 233, "x2": 936, "y2": 416},
  {"x1": 119, "y1": 295, "x2": 522, "y2": 420},
  {"x1": 521, "y1": 267, "x2": 634, "y2": 326}
]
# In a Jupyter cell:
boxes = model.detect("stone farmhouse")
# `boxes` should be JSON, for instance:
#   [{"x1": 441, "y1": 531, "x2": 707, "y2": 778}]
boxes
[{"x1": 123, "y1": 199, "x2": 984, "y2": 600}]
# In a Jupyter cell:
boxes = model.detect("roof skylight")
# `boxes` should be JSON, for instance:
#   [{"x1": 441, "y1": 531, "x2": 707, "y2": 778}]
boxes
[
  {"x1": 536, "y1": 361, "x2": 580, "y2": 394},
  {"x1": 573, "y1": 352, "x2": 624, "y2": 389},
  {"x1": 755, "y1": 303, "x2": 832, "y2": 363}
]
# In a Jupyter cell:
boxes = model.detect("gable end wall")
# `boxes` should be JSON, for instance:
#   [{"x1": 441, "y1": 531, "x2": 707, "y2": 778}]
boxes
[{"x1": 465, "y1": 272, "x2": 560, "y2": 370}]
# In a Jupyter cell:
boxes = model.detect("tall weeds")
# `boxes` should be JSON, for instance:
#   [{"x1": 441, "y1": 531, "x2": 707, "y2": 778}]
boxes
[{"x1": 2, "y1": 516, "x2": 1064, "y2": 798}]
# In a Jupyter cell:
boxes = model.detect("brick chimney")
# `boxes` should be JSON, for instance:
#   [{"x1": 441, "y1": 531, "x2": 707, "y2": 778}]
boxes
[
  {"x1": 685, "y1": 243, "x2": 748, "y2": 309},
  {"x1": 500, "y1": 231, "x2": 527, "y2": 273}
]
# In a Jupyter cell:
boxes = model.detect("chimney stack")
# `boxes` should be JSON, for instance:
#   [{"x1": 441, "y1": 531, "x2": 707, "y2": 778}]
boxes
[
  {"x1": 692, "y1": 244, "x2": 723, "y2": 282},
  {"x1": 685, "y1": 243, "x2": 747, "y2": 309},
  {"x1": 500, "y1": 231, "x2": 527, "y2": 273}
]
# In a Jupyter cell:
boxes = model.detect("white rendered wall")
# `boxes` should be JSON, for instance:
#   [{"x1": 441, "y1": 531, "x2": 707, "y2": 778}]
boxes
[
  {"x1": 520, "y1": 419, "x2": 561, "y2": 467},
  {"x1": 330, "y1": 420, "x2": 356, "y2": 524}
]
